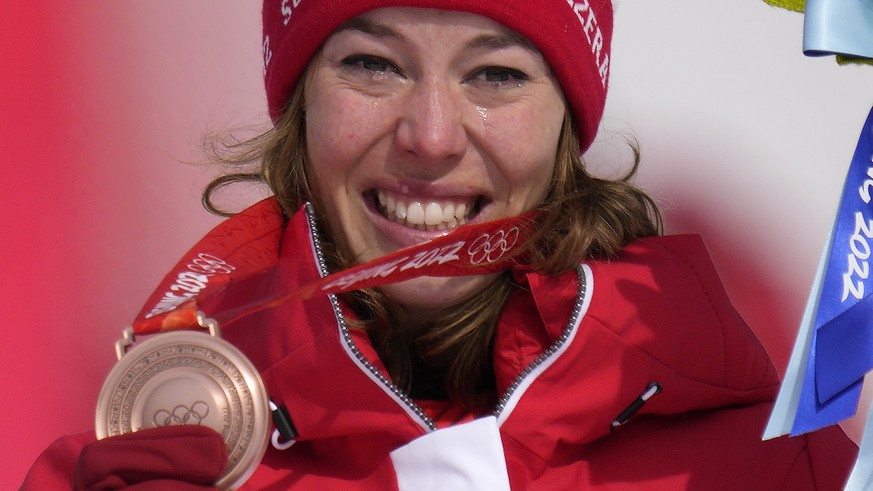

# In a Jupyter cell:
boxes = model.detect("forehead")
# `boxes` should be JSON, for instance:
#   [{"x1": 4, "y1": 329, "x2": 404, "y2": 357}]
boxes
[{"x1": 334, "y1": 7, "x2": 539, "y2": 53}]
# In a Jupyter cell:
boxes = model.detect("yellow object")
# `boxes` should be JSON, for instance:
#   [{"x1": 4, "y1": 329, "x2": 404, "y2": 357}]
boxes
[
  {"x1": 837, "y1": 55, "x2": 873, "y2": 66},
  {"x1": 763, "y1": 0, "x2": 805, "y2": 13}
]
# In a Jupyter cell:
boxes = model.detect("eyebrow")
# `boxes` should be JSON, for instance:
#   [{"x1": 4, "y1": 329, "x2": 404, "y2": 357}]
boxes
[{"x1": 336, "y1": 17, "x2": 540, "y2": 54}]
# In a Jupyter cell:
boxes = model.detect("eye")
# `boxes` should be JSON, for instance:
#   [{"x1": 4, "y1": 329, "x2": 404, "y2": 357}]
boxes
[
  {"x1": 340, "y1": 54, "x2": 402, "y2": 78},
  {"x1": 467, "y1": 66, "x2": 529, "y2": 89}
]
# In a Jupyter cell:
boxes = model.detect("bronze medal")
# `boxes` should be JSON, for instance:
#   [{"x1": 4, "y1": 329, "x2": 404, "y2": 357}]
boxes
[{"x1": 95, "y1": 315, "x2": 270, "y2": 490}]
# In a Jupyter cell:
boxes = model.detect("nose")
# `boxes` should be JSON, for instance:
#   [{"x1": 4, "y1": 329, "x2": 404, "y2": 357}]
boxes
[{"x1": 394, "y1": 79, "x2": 468, "y2": 164}]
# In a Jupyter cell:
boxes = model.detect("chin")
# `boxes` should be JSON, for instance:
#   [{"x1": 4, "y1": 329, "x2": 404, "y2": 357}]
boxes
[{"x1": 379, "y1": 274, "x2": 500, "y2": 311}]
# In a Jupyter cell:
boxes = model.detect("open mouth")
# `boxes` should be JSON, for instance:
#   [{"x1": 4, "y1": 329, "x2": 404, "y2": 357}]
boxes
[{"x1": 374, "y1": 190, "x2": 481, "y2": 232}]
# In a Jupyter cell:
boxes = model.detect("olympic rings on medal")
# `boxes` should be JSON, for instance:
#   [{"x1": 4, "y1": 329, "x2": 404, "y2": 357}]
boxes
[
  {"x1": 153, "y1": 401, "x2": 211, "y2": 426},
  {"x1": 467, "y1": 227, "x2": 520, "y2": 265}
]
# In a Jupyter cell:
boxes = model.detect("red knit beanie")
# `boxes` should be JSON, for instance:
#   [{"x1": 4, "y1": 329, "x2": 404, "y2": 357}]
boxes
[{"x1": 262, "y1": 0, "x2": 612, "y2": 152}]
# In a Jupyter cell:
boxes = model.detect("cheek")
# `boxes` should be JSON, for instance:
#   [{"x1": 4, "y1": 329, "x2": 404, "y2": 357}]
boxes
[
  {"x1": 306, "y1": 95, "x2": 360, "y2": 168},
  {"x1": 305, "y1": 93, "x2": 377, "y2": 198},
  {"x1": 304, "y1": 89, "x2": 392, "y2": 258},
  {"x1": 490, "y1": 107, "x2": 563, "y2": 200}
]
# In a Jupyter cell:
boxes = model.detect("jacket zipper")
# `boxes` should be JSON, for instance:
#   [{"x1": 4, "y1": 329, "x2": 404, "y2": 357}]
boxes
[
  {"x1": 492, "y1": 266, "x2": 588, "y2": 421},
  {"x1": 305, "y1": 204, "x2": 438, "y2": 432}
]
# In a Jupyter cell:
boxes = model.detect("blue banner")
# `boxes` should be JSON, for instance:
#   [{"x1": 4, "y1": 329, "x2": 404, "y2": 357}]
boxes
[{"x1": 793, "y1": 107, "x2": 873, "y2": 435}]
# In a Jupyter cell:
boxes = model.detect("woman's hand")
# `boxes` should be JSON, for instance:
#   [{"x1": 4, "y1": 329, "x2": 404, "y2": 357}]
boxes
[{"x1": 73, "y1": 425, "x2": 227, "y2": 491}]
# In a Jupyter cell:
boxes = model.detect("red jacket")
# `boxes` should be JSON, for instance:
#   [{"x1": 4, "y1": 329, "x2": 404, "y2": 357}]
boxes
[{"x1": 24, "y1": 199, "x2": 857, "y2": 490}]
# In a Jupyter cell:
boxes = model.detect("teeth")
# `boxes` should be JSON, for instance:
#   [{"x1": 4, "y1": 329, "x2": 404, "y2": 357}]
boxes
[
  {"x1": 406, "y1": 202, "x2": 425, "y2": 225},
  {"x1": 425, "y1": 203, "x2": 442, "y2": 225},
  {"x1": 442, "y1": 203, "x2": 455, "y2": 222},
  {"x1": 396, "y1": 200, "x2": 407, "y2": 220},
  {"x1": 376, "y1": 191, "x2": 474, "y2": 231}
]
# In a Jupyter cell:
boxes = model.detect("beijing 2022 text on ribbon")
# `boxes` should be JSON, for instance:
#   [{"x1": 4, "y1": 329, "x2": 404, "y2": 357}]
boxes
[{"x1": 765, "y1": 106, "x2": 873, "y2": 489}]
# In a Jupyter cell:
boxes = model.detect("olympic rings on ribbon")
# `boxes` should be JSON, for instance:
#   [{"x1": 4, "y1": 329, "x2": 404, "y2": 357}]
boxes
[
  {"x1": 188, "y1": 253, "x2": 236, "y2": 275},
  {"x1": 466, "y1": 227, "x2": 520, "y2": 265}
]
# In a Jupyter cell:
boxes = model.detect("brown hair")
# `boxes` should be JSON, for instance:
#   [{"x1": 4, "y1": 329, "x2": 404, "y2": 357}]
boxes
[{"x1": 203, "y1": 75, "x2": 662, "y2": 408}]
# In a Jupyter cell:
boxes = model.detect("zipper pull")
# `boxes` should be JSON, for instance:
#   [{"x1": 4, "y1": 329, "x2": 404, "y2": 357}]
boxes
[
  {"x1": 270, "y1": 400, "x2": 299, "y2": 450},
  {"x1": 610, "y1": 382, "x2": 662, "y2": 430}
]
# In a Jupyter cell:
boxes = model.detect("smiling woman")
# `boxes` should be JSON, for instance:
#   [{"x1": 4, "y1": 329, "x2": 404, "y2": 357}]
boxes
[
  {"x1": 22, "y1": 1, "x2": 858, "y2": 490},
  {"x1": 203, "y1": 6, "x2": 659, "y2": 409}
]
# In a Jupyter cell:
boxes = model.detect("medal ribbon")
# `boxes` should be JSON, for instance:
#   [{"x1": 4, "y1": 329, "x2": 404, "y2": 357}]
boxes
[
  {"x1": 792, "y1": 107, "x2": 873, "y2": 435},
  {"x1": 131, "y1": 211, "x2": 537, "y2": 335}
]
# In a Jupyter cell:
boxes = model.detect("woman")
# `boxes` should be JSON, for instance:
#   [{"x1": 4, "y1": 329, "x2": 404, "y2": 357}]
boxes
[{"x1": 23, "y1": 1, "x2": 857, "y2": 489}]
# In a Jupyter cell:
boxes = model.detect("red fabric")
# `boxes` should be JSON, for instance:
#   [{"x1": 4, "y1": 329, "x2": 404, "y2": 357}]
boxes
[
  {"x1": 73, "y1": 426, "x2": 226, "y2": 491},
  {"x1": 23, "y1": 427, "x2": 226, "y2": 491},
  {"x1": 23, "y1": 200, "x2": 858, "y2": 489},
  {"x1": 22, "y1": 432, "x2": 94, "y2": 490},
  {"x1": 261, "y1": 0, "x2": 612, "y2": 152},
  {"x1": 561, "y1": 403, "x2": 855, "y2": 490}
]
